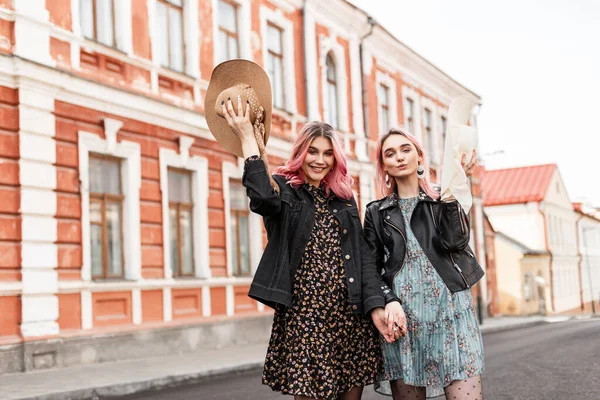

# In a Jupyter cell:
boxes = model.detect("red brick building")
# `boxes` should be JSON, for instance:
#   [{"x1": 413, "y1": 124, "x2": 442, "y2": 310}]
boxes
[{"x1": 0, "y1": 0, "x2": 482, "y2": 373}]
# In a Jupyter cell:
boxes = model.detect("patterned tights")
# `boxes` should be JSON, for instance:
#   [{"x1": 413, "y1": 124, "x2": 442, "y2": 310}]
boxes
[{"x1": 390, "y1": 376, "x2": 483, "y2": 400}]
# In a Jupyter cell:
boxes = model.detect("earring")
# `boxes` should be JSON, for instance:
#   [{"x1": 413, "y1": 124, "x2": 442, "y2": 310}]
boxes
[
  {"x1": 416, "y1": 164, "x2": 425, "y2": 179},
  {"x1": 385, "y1": 172, "x2": 391, "y2": 188}
]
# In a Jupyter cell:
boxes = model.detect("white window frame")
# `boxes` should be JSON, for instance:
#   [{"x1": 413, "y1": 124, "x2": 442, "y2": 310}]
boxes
[
  {"x1": 212, "y1": 0, "x2": 252, "y2": 64},
  {"x1": 222, "y1": 160, "x2": 263, "y2": 278},
  {"x1": 260, "y1": 5, "x2": 297, "y2": 114},
  {"x1": 376, "y1": 71, "x2": 398, "y2": 135},
  {"x1": 402, "y1": 85, "x2": 422, "y2": 140},
  {"x1": 421, "y1": 97, "x2": 440, "y2": 166},
  {"x1": 70, "y1": 0, "x2": 133, "y2": 63},
  {"x1": 148, "y1": 0, "x2": 200, "y2": 78},
  {"x1": 159, "y1": 137, "x2": 210, "y2": 280},
  {"x1": 438, "y1": 106, "x2": 448, "y2": 167},
  {"x1": 319, "y1": 35, "x2": 349, "y2": 132},
  {"x1": 78, "y1": 119, "x2": 141, "y2": 282}
]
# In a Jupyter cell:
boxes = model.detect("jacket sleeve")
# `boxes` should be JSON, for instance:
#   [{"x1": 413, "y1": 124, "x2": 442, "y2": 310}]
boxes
[
  {"x1": 242, "y1": 158, "x2": 281, "y2": 217},
  {"x1": 361, "y1": 206, "x2": 400, "y2": 316},
  {"x1": 436, "y1": 200, "x2": 471, "y2": 252}
]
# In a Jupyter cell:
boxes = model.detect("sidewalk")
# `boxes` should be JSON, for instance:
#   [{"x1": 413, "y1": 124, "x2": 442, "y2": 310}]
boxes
[{"x1": 0, "y1": 315, "x2": 592, "y2": 400}]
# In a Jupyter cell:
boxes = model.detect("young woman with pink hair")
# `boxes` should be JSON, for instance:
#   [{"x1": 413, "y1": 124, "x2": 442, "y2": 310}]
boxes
[
  {"x1": 361, "y1": 128, "x2": 485, "y2": 399},
  {"x1": 221, "y1": 97, "x2": 397, "y2": 400}
]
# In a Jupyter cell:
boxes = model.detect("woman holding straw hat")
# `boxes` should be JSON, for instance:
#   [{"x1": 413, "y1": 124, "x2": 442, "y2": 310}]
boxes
[
  {"x1": 206, "y1": 60, "x2": 397, "y2": 400},
  {"x1": 361, "y1": 108, "x2": 485, "y2": 399}
]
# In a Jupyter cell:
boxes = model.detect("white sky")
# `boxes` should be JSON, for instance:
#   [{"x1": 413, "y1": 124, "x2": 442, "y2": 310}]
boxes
[{"x1": 348, "y1": 0, "x2": 600, "y2": 206}]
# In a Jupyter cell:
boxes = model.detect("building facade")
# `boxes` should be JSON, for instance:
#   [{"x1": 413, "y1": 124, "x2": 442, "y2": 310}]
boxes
[{"x1": 0, "y1": 0, "x2": 481, "y2": 373}]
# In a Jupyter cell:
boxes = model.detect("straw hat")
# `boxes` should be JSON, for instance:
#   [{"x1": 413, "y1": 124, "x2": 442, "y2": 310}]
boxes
[
  {"x1": 204, "y1": 60, "x2": 272, "y2": 157},
  {"x1": 440, "y1": 95, "x2": 478, "y2": 213}
]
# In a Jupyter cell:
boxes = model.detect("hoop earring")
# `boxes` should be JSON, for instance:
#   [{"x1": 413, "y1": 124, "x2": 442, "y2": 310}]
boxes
[
  {"x1": 385, "y1": 172, "x2": 392, "y2": 188},
  {"x1": 416, "y1": 164, "x2": 425, "y2": 179}
]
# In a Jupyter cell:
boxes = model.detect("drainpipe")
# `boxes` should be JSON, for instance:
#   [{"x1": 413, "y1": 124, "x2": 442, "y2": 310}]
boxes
[
  {"x1": 359, "y1": 16, "x2": 375, "y2": 140},
  {"x1": 538, "y1": 204, "x2": 554, "y2": 313},
  {"x1": 575, "y1": 212, "x2": 585, "y2": 311}
]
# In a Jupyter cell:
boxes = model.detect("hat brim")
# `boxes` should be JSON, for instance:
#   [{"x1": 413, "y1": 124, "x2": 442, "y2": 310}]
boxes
[
  {"x1": 447, "y1": 94, "x2": 477, "y2": 126},
  {"x1": 205, "y1": 60, "x2": 272, "y2": 158}
]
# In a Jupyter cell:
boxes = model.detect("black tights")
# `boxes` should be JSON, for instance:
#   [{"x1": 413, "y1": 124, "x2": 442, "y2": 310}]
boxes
[{"x1": 390, "y1": 376, "x2": 483, "y2": 400}]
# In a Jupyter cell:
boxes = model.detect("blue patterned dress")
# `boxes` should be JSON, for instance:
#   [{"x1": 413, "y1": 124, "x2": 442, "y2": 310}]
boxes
[{"x1": 377, "y1": 196, "x2": 484, "y2": 398}]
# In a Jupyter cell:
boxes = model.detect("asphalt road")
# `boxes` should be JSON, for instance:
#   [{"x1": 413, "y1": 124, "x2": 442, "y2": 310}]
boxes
[{"x1": 112, "y1": 318, "x2": 600, "y2": 400}]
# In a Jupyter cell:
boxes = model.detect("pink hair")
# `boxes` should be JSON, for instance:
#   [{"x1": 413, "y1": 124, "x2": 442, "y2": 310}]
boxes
[
  {"x1": 275, "y1": 122, "x2": 354, "y2": 200},
  {"x1": 375, "y1": 127, "x2": 440, "y2": 200}
]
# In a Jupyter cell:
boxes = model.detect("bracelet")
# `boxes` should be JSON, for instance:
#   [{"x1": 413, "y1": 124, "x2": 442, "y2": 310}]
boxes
[{"x1": 244, "y1": 155, "x2": 262, "y2": 165}]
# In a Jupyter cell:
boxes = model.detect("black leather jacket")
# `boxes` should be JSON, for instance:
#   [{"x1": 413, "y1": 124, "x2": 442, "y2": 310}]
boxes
[
  {"x1": 361, "y1": 191, "x2": 484, "y2": 315},
  {"x1": 242, "y1": 158, "x2": 395, "y2": 314}
]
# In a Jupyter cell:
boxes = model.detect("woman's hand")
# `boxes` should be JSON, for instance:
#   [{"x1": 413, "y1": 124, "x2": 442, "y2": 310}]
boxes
[
  {"x1": 371, "y1": 307, "x2": 396, "y2": 343},
  {"x1": 461, "y1": 149, "x2": 478, "y2": 177},
  {"x1": 385, "y1": 301, "x2": 407, "y2": 341},
  {"x1": 222, "y1": 95, "x2": 259, "y2": 158}
]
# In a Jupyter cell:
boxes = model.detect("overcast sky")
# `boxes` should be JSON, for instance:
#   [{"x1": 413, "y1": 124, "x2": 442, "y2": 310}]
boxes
[{"x1": 349, "y1": 0, "x2": 600, "y2": 206}]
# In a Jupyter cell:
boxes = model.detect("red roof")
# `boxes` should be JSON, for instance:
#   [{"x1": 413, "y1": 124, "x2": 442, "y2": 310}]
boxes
[{"x1": 482, "y1": 164, "x2": 557, "y2": 206}]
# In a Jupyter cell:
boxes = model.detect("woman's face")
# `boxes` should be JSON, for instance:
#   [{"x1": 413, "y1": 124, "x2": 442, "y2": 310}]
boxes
[
  {"x1": 381, "y1": 134, "x2": 422, "y2": 180},
  {"x1": 302, "y1": 136, "x2": 335, "y2": 187}
]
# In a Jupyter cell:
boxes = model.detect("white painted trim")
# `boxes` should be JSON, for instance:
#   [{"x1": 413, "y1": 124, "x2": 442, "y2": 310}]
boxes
[
  {"x1": 222, "y1": 160, "x2": 263, "y2": 277},
  {"x1": 266, "y1": 0, "x2": 297, "y2": 13},
  {"x1": 132, "y1": 288, "x2": 142, "y2": 325},
  {"x1": 212, "y1": 0, "x2": 252, "y2": 64},
  {"x1": 163, "y1": 287, "x2": 173, "y2": 322},
  {"x1": 319, "y1": 34, "x2": 349, "y2": 133},
  {"x1": 260, "y1": 5, "x2": 297, "y2": 114},
  {"x1": 401, "y1": 85, "x2": 422, "y2": 139},
  {"x1": 349, "y1": 35, "x2": 367, "y2": 161},
  {"x1": 420, "y1": 96, "x2": 440, "y2": 166},
  {"x1": 12, "y1": 0, "x2": 54, "y2": 67},
  {"x1": 57, "y1": 276, "x2": 254, "y2": 292},
  {"x1": 81, "y1": 289, "x2": 93, "y2": 329},
  {"x1": 159, "y1": 143, "x2": 211, "y2": 279},
  {"x1": 78, "y1": 125, "x2": 142, "y2": 282},
  {"x1": 202, "y1": 286, "x2": 211, "y2": 317},
  {"x1": 226, "y1": 284, "x2": 234, "y2": 316},
  {"x1": 375, "y1": 70, "x2": 398, "y2": 135}
]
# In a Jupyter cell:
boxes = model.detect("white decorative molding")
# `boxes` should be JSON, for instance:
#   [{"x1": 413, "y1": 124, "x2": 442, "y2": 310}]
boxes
[
  {"x1": 260, "y1": 5, "x2": 297, "y2": 114},
  {"x1": 163, "y1": 287, "x2": 172, "y2": 322},
  {"x1": 212, "y1": 0, "x2": 252, "y2": 64},
  {"x1": 266, "y1": 0, "x2": 297, "y2": 13},
  {"x1": 132, "y1": 288, "x2": 142, "y2": 325},
  {"x1": 304, "y1": 9, "x2": 319, "y2": 120},
  {"x1": 349, "y1": 35, "x2": 368, "y2": 161},
  {"x1": 319, "y1": 34, "x2": 349, "y2": 133},
  {"x1": 375, "y1": 70, "x2": 398, "y2": 134},
  {"x1": 202, "y1": 286, "x2": 211, "y2": 317},
  {"x1": 222, "y1": 160, "x2": 263, "y2": 277},
  {"x1": 81, "y1": 289, "x2": 93, "y2": 329},
  {"x1": 78, "y1": 130, "x2": 142, "y2": 282},
  {"x1": 13, "y1": 0, "x2": 54, "y2": 67},
  {"x1": 401, "y1": 84, "x2": 422, "y2": 139},
  {"x1": 159, "y1": 145, "x2": 211, "y2": 280},
  {"x1": 420, "y1": 96, "x2": 440, "y2": 166},
  {"x1": 58, "y1": 276, "x2": 254, "y2": 292},
  {"x1": 226, "y1": 284, "x2": 234, "y2": 316}
]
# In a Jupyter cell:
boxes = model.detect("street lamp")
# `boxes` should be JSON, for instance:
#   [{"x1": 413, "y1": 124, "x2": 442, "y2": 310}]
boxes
[{"x1": 581, "y1": 226, "x2": 596, "y2": 315}]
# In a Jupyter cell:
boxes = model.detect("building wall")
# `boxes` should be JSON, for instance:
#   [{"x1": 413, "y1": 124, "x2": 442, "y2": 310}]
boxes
[
  {"x1": 577, "y1": 214, "x2": 600, "y2": 310},
  {"x1": 0, "y1": 0, "x2": 481, "y2": 356}
]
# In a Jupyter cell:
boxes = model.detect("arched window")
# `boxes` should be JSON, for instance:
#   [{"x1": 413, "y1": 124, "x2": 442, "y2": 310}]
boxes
[{"x1": 325, "y1": 53, "x2": 339, "y2": 129}]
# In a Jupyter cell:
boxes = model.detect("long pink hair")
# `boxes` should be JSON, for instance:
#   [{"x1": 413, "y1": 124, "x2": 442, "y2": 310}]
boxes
[
  {"x1": 376, "y1": 127, "x2": 440, "y2": 200},
  {"x1": 275, "y1": 122, "x2": 354, "y2": 200}
]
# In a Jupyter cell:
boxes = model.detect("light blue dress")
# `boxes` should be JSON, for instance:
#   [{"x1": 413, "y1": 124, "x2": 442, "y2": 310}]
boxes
[{"x1": 376, "y1": 196, "x2": 485, "y2": 398}]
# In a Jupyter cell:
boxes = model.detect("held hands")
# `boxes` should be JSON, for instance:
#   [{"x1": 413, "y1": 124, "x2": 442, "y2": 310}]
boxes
[
  {"x1": 461, "y1": 149, "x2": 478, "y2": 178},
  {"x1": 371, "y1": 302, "x2": 407, "y2": 343},
  {"x1": 222, "y1": 95, "x2": 260, "y2": 158}
]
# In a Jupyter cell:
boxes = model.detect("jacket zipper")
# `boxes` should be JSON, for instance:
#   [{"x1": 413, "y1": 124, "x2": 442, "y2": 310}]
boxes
[
  {"x1": 450, "y1": 253, "x2": 469, "y2": 287},
  {"x1": 384, "y1": 219, "x2": 408, "y2": 282}
]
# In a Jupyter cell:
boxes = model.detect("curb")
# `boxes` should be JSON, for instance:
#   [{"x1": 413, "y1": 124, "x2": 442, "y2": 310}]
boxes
[
  {"x1": 480, "y1": 319, "x2": 548, "y2": 335},
  {"x1": 20, "y1": 362, "x2": 264, "y2": 400}
]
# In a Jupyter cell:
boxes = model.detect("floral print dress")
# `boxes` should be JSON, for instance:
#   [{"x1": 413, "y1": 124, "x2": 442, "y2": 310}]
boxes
[
  {"x1": 263, "y1": 184, "x2": 381, "y2": 400},
  {"x1": 377, "y1": 196, "x2": 485, "y2": 398}
]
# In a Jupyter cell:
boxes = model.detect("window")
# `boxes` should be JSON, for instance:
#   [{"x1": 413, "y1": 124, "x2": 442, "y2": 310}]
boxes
[
  {"x1": 229, "y1": 180, "x2": 251, "y2": 276},
  {"x1": 424, "y1": 108, "x2": 433, "y2": 157},
  {"x1": 379, "y1": 84, "x2": 390, "y2": 133},
  {"x1": 266, "y1": 23, "x2": 284, "y2": 109},
  {"x1": 325, "y1": 53, "x2": 339, "y2": 129},
  {"x1": 89, "y1": 155, "x2": 124, "y2": 279},
  {"x1": 217, "y1": 0, "x2": 239, "y2": 64},
  {"x1": 157, "y1": 0, "x2": 184, "y2": 72},
  {"x1": 168, "y1": 169, "x2": 194, "y2": 277},
  {"x1": 404, "y1": 98, "x2": 414, "y2": 133},
  {"x1": 80, "y1": 0, "x2": 116, "y2": 47},
  {"x1": 440, "y1": 115, "x2": 447, "y2": 143}
]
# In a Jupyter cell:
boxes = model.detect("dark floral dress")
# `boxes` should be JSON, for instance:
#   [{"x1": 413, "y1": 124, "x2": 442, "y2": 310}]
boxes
[{"x1": 263, "y1": 184, "x2": 381, "y2": 399}]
